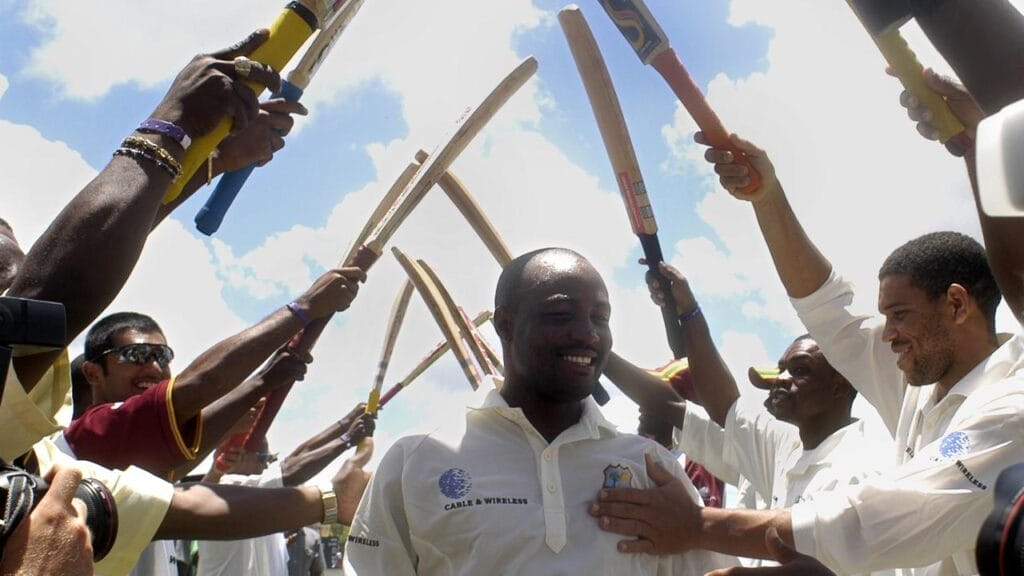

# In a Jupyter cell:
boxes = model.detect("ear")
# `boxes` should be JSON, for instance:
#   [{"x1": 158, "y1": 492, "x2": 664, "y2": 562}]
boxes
[
  {"x1": 81, "y1": 359, "x2": 104, "y2": 386},
  {"x1": 493, "y1": 306, "x2": 514, "y2": 343},
  {"x1": 946, "y1": 283, "x2": 972, "y2": 325}
]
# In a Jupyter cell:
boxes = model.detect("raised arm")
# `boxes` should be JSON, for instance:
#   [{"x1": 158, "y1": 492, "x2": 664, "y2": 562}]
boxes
[
  {"x1": 280, "y1": 406, "x2": 375, "y2": 487},
  {"x1": 170, "y1": 266, "x2": 365, "y2": 422},
  {"x1": 697, "y1": 132, "x2": 832, "y2": 299},
  {"x1": 7, "y1": 29, "x2": 282, "y2": 392}
]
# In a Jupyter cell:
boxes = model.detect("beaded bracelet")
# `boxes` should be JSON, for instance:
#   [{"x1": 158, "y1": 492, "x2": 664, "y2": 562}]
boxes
[
  {"x1": 122, "y1": 136, "x2": 183, "y2": 177},
  {"x1": 113, "y1": 147, "x2": 180, "y2": 180},
  {"x1": 679, "y1": 305, "x2": 702, "y2": 323},
  {"x1": 137, "y1": 119, "x2": 192, "y2": 150}
]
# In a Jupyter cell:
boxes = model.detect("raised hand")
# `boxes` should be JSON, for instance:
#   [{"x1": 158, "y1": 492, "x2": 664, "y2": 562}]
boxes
[{"x1": 695, "y1": 132, "x2": 781, "y2": 203}]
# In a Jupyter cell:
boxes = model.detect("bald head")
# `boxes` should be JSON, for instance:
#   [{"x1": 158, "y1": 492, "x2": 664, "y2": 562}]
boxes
[{"x1": 495, "y1": 248, "x2": 603, "y2": 311}]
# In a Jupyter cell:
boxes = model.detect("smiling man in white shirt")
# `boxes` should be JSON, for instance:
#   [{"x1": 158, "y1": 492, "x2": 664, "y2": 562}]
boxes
[{"x1": 344, "y1": 248, "x2": 737, "y2": 575}]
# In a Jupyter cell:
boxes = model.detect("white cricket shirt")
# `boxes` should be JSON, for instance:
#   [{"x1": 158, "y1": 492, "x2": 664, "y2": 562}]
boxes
[
  {"x1": 345, "y1": 389, "x2": 738, "y2": 575},
  {"x1": 789, "y1": 271, "x2": 1024, "y2": 576}
]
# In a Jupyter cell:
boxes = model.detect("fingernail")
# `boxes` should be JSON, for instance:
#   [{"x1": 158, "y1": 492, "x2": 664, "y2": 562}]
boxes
[{"x1": 590, "y1": 503, "x2": 599, "y2": 514}]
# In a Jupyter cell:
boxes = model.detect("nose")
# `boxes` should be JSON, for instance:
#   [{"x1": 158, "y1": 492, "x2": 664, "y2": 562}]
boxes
[
  {"x1": 881, "y1": 318, "x2": 897, "y2": 343},
  {"x1": 569, "y1": 317, "x2": 601, "y2": 346},
  {"x1": 773, "y1": 370, "x2": 794, "y2": 390}
]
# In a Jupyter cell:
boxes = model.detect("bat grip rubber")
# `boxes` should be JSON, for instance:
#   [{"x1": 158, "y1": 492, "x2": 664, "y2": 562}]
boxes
[
  {"x1": 194, "y1": 80, "x2": 306, "y2": 236},
  {"x1": 243, "y1": 382, "x2": 294, "y2": 451},
  {"x1": 592, "y1": 382, "x2": 611, "y2": 406},
  {"x1": 378, "y1": 384, "x2": 402, "y2": 408},
  {"x1": 638, "y1": 234, "x2": 687, "y2": 359},
  {"x1": 650, "y1": 49, "x2": 762, "y2": 196}
]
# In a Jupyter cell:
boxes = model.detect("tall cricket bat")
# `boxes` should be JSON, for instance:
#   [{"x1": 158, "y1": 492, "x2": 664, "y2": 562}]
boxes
[
  {"x1": 416, "y1": 260, "x2": 496, "y2": 378},
  {"x1": 457, "y1": 306, "x2": 503, "y2": 376},
  {"x1": 163, "y1": 0, "x2": 344, "y2": 204},
  {"x1": 367, "y1": 279, "x2": 415, "y2": 415},
  {"x1": 393, "y1": 247, "x2": 483, "y2": 390},
  {"x1": 560, "y1": 6, "x2": 686, "y2": 359},
  {"x1": 595, "y1": 0, "x2": 761, "y2": 195},
  {"x1": 378, "y1": 311, "x2": 493, "y2": 407},
  {"x1": 196, "y1": 0, "x2": 369, "y2": 234}
]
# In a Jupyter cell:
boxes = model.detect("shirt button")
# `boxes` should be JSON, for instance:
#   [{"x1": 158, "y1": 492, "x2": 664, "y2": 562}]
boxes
[
  {"x1": 543, "y1": 451, "x2": 553, "y2": 461},
  {"x1": 547, "y1": 483, "x2": 557, "y2": 493}
]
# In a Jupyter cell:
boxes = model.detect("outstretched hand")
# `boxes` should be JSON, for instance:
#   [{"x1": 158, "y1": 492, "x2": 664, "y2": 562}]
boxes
[
  {"x1": 215, "y1": 98, "x2": 308, "y2": 173},
  {"x1": 695, "y1": 132, "x2": 781, "y2": 203},
  {"x1": 150, "y1": 29, "x2": 283, "y2": 141},
  {"x1": 589, "y1": 453, "x2": 700, "y2": 554},
  {"x1": 705, "y1": 527, "x2": 835, "y2": 576},
  {"x1": 643, "y1": 260, "x2": 697, "y2": 317},
  {"x1": 891, "y1": 67, "x2": 983, "y2": 157}
]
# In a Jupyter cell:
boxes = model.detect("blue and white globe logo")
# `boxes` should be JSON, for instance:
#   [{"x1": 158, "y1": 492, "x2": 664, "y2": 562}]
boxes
[
  {"x1": 939, "y1": 431, "x2": 971, "y2": 460},
  {"x1": 439, "y1": 468, "x2": 472, "y2": 500}
]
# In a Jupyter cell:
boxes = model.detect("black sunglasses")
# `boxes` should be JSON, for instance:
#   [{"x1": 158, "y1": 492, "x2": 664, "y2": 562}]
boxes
[{"x1": 94, "y1": 343, "x2": 175, "y2": 368}]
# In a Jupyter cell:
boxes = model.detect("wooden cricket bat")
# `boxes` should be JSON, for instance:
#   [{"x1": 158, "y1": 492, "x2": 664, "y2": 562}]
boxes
[
  {"x1": 560, "y1": 5, "x2": 687, "y2": 359},
  {"x1": 416, "y1": 260, "x2": 496, "y2": 378},
  {"x1": 196, "y1": 0, "x2": 369, "y2": 235},
  {"x1": 367, "y1": 279, "x2": 415, "y2": 415},
  {"x1": 595, "y1": 0, "x2": 761, "y2": 195},
  {"x1": 163, "y1": 0, "x2": 341, "y2": 204},
  {"x1": 392, "y1": 247, "x2": 483, "y2": 390},
  {"x1": 414, "y1": 149, "x2": 513, "y2": 266},
  {"x1": 378, "y1": 310, "x2": 492, "y2": 407},
  {"x1": 457, "y1": 306, "x2": 504, "y2": 376}
]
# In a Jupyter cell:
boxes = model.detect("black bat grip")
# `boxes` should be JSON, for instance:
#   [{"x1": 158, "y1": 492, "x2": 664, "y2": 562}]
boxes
[{"x1": 638, "y1": 234, "x2": 687, "y2": 359}]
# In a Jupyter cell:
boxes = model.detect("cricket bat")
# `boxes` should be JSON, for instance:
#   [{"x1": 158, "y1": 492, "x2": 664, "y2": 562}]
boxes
[{"x1": 560, "y1": 5, "x2": 687, "y2": 359}]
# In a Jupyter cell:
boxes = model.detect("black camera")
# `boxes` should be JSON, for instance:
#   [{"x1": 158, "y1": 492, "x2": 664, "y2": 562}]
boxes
[
  {"x1": 977, "y1": 463, "x2": 1024, "y2": 576},
  {"x1": 0, "y1": 296, "x2": 118, "y2": 561}
]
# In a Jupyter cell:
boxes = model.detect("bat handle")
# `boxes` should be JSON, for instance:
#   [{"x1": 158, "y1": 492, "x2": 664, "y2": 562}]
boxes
[
  {"x1": 243, "y1": 383, "x2": 294, "y2": 451},
  {"x1": 377, "y1": 383, "x2": 402, "y2": 408},
  {"x1": 638, "y1": 234, "x2": 687, "y2": 359},
  {"x1": 650, "y1": 48, "x2": 762, "y2": 196},
  {"x1": 592, "y1": 382, "x2": 611, "y2": 406},
  {"x1": 194, "y1": 80, "x2": 306, "y2": 236}
]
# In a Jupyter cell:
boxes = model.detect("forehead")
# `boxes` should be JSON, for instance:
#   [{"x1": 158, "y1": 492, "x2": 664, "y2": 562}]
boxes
[
  {"x1": 111, "y1": 328, "x2": 167, "y2": 347},
  {"x1": 780, "y1": 338, "x2": 823, "y2": 364},
  {"x1": 519, "y1": 257, "x2": 608, "y2": 308},
  {"x1": 878, "y1": 273, "x2": 930, "y2": 311}
]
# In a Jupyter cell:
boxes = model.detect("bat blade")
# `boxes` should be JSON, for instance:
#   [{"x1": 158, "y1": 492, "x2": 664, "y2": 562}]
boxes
[
  {"x1": 594, "y1": 0, "x2": 762, "y2": 195},
  {"x1": 457, "y1": 306, "x2": 503, "y2": 376},
  {"x1": 393, "y1": 247, "x2": 483, "y2": 390},
  {"x1": 414, "y1": 149, "x2": 514, "y2": 266},
  {"x1": 288, "y1": 0, "x2": 367, "y2": 90},
  {"x1": 367, "y1": 279, "x2": 415, "y2": 415},
  {"x1": 416, "y1": 260, "x2": 495, "y2": 379},
  {"x1": 359, "y1": 57, "x2": 537, "y2": 257},
  {"x1": 560, "y1": 5, "x2": 686, "y2": 359}
]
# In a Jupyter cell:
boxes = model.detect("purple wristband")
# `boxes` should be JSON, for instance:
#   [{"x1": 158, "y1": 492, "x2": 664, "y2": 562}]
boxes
[
  {"x1": 138, "y1": 119, "x2": 191, "y2": 150},
  {"x1": 340, "y1": 433, "x2": 352, "y2": 446},
  {"x1": 286, "y1": 302, "x2": 312, "y2": 327}
]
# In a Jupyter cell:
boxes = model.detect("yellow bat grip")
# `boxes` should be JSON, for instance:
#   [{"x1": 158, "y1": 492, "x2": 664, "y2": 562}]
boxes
[
  {"x1": 365, "y1": 388, "x2": 381, "y2": 416},
  {"x1": 162, "y1": 8, "x2": 316, "y2": 204},
  {"x1": 874, "y1": 29, "x2": 966, "y2": 143}
]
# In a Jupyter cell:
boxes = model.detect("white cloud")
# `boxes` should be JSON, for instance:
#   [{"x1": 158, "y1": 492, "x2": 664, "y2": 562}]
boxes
[{"x1": 0, "y1": 73, "x2": 7, "y2": 100}]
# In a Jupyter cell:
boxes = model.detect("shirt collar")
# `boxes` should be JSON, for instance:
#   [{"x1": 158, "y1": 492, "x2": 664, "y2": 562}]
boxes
[
  {"x1": 471, "y1": 388, "x2": 619, "y2": 442},
  {"x1": 942, "y1": 331, "x2": 1019, "y2": 401}
]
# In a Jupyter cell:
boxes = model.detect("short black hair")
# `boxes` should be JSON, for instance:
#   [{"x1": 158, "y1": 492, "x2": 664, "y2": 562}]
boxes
[
  {"x1": 879, "y1": 231, "x2": 1001, "y2": 326},
  {"x1": 70, "y1": 353, "x2": 92, "y2": 419},
  {"x1": 0, "y1": 217, "x2": 12, "y2": 232},
  {"x1": 84, "y1": 312, "x2": 164, "y2": 364},
  {"x1": 495, "y1": 247, "x2": 587, "y2": 310}
]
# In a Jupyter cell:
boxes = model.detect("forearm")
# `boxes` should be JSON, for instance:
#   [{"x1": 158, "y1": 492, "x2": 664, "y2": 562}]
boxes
[
  {"x1": 751, "y1": 188, "x2": 832, "y2": 299},
  {"x1": 281, "y1": 436, "x2": 352, "y2": 487},
  {"x1": 603, "y1": 352, "x2": 684, "y2": 427},
  {"x1": 681, "y1": 310, "x2": 738, "y2": 426},
  {"x1": 156, "y1": 483, "x2": 322, "y2": 540},
  {"x1": 173, "y1": 308, "x2": 303, "y2": 419},
  {"x1": 696, "y1": 507, "x2": 793, "y2": 560},
  {"x1": 965, "y1": 153, "x2": 1024, "y2": 324}
]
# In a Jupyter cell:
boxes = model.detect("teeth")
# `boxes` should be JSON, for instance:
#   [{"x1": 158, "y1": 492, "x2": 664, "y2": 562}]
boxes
[{"x1": 563, "y1": 355, "x2": 592, "y2": 366}]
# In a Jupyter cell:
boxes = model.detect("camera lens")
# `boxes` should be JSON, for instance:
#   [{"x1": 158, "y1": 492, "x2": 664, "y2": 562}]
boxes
[
  {"x1": 75, "y1": 478, "x2": 118, "y2": 561},
  {"x1": 977, "y1": 463, "x2": 1024, "y2": 576}
]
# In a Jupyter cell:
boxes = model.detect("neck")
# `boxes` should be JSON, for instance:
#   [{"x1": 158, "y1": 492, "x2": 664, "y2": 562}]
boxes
[
  {"x1": 935, "y1": 329, "x2": 1000, "y2": 401},
  {"x1": 798, "y1": 410, "x2": 856, "y2": 450},
  {"x1": 500, "y1": 380, "x2": 584, "y2": 443}
]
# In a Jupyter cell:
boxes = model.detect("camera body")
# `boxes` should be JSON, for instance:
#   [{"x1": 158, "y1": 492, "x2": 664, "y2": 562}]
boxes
[
  {"x1": 0, "y1": 296, "x2": 118, "y2": 561},
  {"x1": 977, "y1": 463, "x2": 1024, "y2": 576}
]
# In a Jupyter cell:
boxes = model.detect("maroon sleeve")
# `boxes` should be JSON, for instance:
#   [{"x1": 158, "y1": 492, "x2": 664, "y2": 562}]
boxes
[{"x1": 64, "y1": 379, "x2": 200, "y2": 476}]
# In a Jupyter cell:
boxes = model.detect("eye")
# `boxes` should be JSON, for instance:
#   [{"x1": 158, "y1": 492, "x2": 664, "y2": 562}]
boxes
[{"x1": 591, "y1": 312, "x2": 611, "y2": 326}]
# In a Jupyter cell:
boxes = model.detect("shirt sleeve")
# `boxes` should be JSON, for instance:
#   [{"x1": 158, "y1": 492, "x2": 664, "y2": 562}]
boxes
[
  {"x1": 674, "y1": 404, "x2": 740, "y2": 485},
  {"x1": 32, "y1": 436, "x2": 174, "y2": 576},
  {"x1": 790, "y1": 271, "x2": 906, "y2": 435},
  {"x1": 0, "y1": 350, "x2": 71, "y2": 461},
  {"x1": 64, "y1": 378, "x2": 202, "y2": 477},
  {"x1": 790, "y1": 381, "x2": 1024, "y2": 574},
  {"x1": 343, "y1": 439, "x2": 418, "y2": 576},
  {"x1": 724, "y1": 398, "x2": 800, "y2": 500}
]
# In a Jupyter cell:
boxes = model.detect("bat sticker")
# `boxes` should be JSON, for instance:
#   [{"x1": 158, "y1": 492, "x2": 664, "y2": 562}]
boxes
[{"x1": 601, "y1": 0, "x2": 663, "y2": 60}]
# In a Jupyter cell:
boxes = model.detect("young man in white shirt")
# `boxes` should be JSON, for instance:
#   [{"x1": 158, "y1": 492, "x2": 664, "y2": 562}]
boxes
[
  {"x1": 344, "y1": 248, "x2": 738, "y2": 575},
  {"x1": 590, "y1": 134, "x2": 1024, "y2": 576}
]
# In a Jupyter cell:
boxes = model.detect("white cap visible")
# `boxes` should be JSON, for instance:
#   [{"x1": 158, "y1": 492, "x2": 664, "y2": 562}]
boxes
[{"x1": 978, "y1": 98, "x2": 1024, "y2": 216}]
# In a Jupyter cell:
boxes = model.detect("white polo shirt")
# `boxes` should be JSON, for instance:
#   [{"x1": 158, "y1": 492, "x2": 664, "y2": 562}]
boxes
[
  {"x1": 344, "y1": 389, "x2": 738, "y2": 575},
  {"x1": 789, "y1": 271, "x2": 1024, "y2": 576},
  {"x1": 197, "y1": 464, "x2": 289, "y2": 576}
]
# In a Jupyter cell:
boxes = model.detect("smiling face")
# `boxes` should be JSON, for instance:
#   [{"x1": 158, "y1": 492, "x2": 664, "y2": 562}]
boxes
[
  {"x1": 879, "y1": 274, "x2": 956, "y2": 386},
  {"x1": 766, "y1": 337, "x2": 849, "y2": 426},
  {"x1": 83, "y1": 328, "x2": 172, "y2": 404},
  {"x1": 498, "y1": 252, "x2": 612, "y2": 404}
]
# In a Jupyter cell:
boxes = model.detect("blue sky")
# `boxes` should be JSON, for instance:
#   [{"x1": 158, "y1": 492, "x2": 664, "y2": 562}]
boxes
[{"x1": 1, "y1": 0, "x2": 1011, "y2": 481}]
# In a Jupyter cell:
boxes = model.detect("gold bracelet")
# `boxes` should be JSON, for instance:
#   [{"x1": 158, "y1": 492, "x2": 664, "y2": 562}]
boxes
[
  {"x1": 320, "y1": 488, "x2": 338, "y2": 524},
  {"x1": 121, "y1": 136, "x2": 183, "y2": 179},
  {"x1": 113, "y1": 147, "x2": 179, "y2": 180}
]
